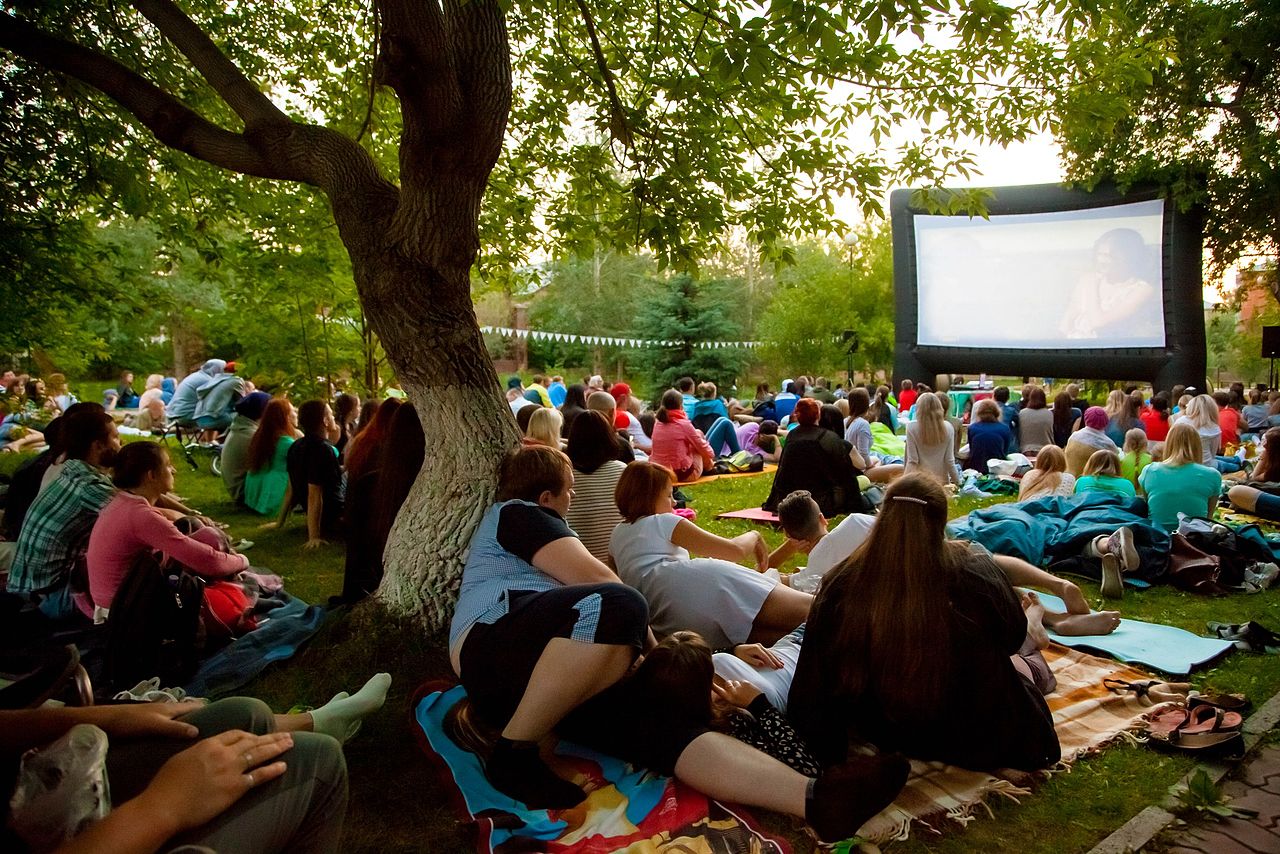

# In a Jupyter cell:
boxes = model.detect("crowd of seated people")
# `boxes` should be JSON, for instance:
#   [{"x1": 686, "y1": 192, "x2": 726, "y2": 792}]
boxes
[{"x1": 6, "y1": 366, "x2": 1277, "y2": 850}]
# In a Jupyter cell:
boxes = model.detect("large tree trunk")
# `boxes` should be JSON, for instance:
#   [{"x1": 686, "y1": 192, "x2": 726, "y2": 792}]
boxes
[{"x1": 355, "y1": 250, "x2": 519, "y2": 630}]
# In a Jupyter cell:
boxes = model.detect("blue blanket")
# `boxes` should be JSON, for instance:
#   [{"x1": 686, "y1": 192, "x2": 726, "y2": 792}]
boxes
[
  {"x1": 947, "y1": 492, "x2": 1170, "y2": 580},
  {"x1": 185, "y1": 592, "x2": 325, "y2": 698},
  {"x1": 1036, "y1": 593, "x2": 1234, "y2": 675}
]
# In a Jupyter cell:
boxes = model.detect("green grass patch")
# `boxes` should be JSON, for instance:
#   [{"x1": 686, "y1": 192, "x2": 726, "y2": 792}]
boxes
[{"x1": 5, "y1": 448, "x2": 1278, "y2": 852}]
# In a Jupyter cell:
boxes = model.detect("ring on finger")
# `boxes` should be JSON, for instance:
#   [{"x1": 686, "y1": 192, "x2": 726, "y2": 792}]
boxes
[{"x1": 246, "y1": 771, "x2": 256, "y2": 787}]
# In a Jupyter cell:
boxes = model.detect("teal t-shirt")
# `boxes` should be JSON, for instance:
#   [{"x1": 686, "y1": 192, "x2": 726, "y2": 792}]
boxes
[
  {"x1": 1139, "y1": 462, "x2": 1223, "y2": 531},
  {"x1": 1074, "y1": 474, "x2": 1136, "y2": 498}
]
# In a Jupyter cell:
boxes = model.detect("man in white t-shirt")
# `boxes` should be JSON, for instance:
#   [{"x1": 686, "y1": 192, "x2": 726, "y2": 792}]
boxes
[{"x1": 769, "y1": 490, "x2": 875, "y2": 593}]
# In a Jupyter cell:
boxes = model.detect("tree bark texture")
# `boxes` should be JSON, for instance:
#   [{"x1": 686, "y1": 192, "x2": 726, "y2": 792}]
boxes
[{"x1": 0, "y1": 0, "x2": 518, "y2": 631}]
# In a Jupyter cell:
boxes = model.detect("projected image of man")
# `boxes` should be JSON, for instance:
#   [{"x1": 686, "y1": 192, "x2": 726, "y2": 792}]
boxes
[{"x1": 1060, "y1": 229, "x2": 1158, "y2": 342}]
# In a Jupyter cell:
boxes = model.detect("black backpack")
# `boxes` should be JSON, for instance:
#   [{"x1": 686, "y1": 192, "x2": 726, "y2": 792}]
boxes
[{"x1": 105, "y1": 552, "x2": 205, "y2": 691}]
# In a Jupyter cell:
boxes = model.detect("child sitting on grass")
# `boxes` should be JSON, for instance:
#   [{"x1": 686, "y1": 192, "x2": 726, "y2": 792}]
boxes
[
  {"x1": 1120, "y1": 428, "x2": 1152, "y2": 495},
  {"x1": 1074, "y1": 449, "x2": 1137, "y2": 497}
]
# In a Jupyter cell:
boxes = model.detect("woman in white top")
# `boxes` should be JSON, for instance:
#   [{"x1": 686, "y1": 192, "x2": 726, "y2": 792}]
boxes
[
  {"x1": 904, "y1": 392, "x2": 960, "y2": 486},
  {"x1": 609, "y1": 461, "x2": 812, "y2": 648},
  {"x1": 563, "y1": 411, "x2": 628, "y2": 562}
]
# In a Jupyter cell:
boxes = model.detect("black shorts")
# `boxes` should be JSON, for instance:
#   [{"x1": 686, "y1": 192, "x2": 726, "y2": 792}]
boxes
[
  {"x1": 459, "y1": 583, "x2": 648, "y2": 730},
  {"x1": 558, "y1": 682, "x2": 709, "y2": 776}
]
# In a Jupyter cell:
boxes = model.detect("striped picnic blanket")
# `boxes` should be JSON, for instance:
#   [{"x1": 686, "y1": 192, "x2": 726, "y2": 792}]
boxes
[{"x1": 859, "y1": 643, "x2": 1162, "y2": 842}]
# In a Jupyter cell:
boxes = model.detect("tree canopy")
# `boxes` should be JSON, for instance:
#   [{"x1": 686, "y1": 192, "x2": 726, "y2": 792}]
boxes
[
  {"x1": 0, "y1": 0, "x2": 1101, "y2": 627},
  {"x1": 1050, "y1": 0, "x2": 1279, "y2": 282}
]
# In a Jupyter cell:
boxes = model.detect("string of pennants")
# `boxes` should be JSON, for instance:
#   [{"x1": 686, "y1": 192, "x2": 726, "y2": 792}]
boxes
[{"x1": 480, "y1": 325, "x2": 760, "y2": 349}]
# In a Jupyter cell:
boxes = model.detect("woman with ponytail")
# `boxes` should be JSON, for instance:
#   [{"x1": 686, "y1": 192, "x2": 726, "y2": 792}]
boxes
[{"x1": 649, "y1": 389, "x2": 715, "y2": 481}]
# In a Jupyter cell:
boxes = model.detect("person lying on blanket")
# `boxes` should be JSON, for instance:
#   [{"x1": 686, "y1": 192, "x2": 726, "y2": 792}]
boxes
[
  {"x1": 767, "y1": 489, "x2": 1123, "y2": 637},
  {"x1": 789, "y1": 473, "x2": 1063, "y2": 773},
  {"x1": 610, "y1": 461, "x2": 813, "y2": 648},
  {"x1": 448, "y1": 445, "x2": 908, "y2": 842}
]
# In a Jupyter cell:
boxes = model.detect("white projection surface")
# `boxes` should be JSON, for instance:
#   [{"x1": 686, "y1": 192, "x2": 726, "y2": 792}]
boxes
[{"x1": 914, "y1": 199, "x2": 1166, "y2": 349}]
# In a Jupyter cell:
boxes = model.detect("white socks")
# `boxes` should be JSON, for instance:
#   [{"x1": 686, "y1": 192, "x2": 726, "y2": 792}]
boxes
[{"x1": 310, "y1": 672, "x2": 392, "y2": 742}]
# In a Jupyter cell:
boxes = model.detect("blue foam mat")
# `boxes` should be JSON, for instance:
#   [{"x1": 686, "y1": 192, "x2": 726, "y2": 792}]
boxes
[{"x1": 1035, "y1": 592, "x2": 1234, "y2": 676}]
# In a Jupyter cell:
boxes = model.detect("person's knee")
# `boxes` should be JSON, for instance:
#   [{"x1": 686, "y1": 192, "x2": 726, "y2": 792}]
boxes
[
  {"x1": 285, "y1": 732, "x2": 349, "y2": 791},
  {"x1": 595, "y1": 584, "x2": 649, "y2": 637},
  {"x1": 184, "y1": 697, "x2": 276, "y2": 737},
  {"x1": 1228, "y1": 484, "x2": 1256, "y2": 510}
]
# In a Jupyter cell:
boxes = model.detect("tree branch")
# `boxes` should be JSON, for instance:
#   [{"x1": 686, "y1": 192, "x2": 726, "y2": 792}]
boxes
[
  {"x1": 131, "y1": 0, "x2": 287, "y2": 128},
  {"x1": 575, "y1": 0, "x2": 633, "y2": 148},
  {"x1": 375, "y1": 0, "x2": 461, "y2": 133},
  {"x1": 0, "y1": 10, "x2": 400, "y2": 217},
  {"x1": 0, "y1": 11, "x2": 292, "y2": 181}
]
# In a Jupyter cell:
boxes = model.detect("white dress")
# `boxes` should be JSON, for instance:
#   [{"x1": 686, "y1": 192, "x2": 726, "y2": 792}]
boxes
[{"x1": 609, "y1": 513, "x2": 777, "y2": 649}]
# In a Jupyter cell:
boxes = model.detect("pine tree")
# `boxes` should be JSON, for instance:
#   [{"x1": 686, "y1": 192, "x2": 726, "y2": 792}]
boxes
[{"x1": 628, "y1": 275, "x2": 750, "y2": 399}]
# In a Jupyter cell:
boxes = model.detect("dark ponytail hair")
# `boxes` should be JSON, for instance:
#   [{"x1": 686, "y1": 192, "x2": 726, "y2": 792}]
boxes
[
  {"x1": 816, "y1": 473, "x2": 965, "y2": 714},
  {"x1": 655, "y1": 389, "x2": 683, "y2": 424}
]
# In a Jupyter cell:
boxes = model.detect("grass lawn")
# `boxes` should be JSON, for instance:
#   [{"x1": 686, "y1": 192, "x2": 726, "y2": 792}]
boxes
[{"x1": 4, "y1": 448, "x2": 1278, "y2": 852}]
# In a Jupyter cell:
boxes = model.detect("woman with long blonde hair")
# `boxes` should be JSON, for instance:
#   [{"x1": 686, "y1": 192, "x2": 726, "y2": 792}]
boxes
[
  {"x1": 904, "y1": 392, "x2": 959, "y2": 486},
  {"x1": 1074, "y1": 449, "x2": 1136, "y2": 497},
  {"x1": 1018, "y1": 445, "x2": 1076, "y2": 500},
  {"x1": 789, "y1": 473, "x2": 1060, "y2": 772},
  {"x1": 1138, "y1": 421, "x2": 1222, "y2": 530}
]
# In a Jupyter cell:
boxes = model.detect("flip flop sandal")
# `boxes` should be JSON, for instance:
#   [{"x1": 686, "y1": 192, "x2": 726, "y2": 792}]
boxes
[
  {"x1": 1104, "y1": 679, "x2": 1191, "y2": 704},
  {"x1": 1167, "y1": 729, "x2": 1245, "y2": 758},
  {"x1": 1110, "y1": 527, "x2": 1140, "y2": 573},
  {"x1": 1188, "y1": 691, "x2": 1250, "y2": 714},
  {"x1": 1145, "y1": 705, "x2": 1190, "y2": 737},
  {"x1": 1099, "y1": 554, "x2": 1124, "y2": 600},
  {"x1": 1178, "y1": 705, "x2": 1231, "y2": 736}
]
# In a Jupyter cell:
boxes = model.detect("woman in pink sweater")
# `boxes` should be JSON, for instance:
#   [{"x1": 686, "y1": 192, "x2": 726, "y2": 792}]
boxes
[
  {"x1": 87, "y1": 442, "x2": 247, "y2": 613},
  {"x1": 649, "y1": 389, "x2": 715, "y2": 481}
]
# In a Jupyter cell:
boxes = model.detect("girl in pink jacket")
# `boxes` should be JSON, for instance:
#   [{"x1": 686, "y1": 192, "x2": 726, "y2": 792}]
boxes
[{"x1": 649, "y1": 389, "x2": 715, "y2": 481}]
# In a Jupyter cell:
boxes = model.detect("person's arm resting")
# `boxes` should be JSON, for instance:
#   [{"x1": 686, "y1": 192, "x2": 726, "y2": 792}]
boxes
[
  {"x1": 671, "y1": 518, "x2": 765, "y2": 570},
  {"x1": 497, "y1": 503, "x2": 619, "y2": 586}
]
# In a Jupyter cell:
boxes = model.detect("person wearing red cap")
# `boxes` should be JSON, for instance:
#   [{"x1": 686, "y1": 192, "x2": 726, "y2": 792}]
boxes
[{"x1": 610, "y1": 382, "x2": 651, "y2": 452}]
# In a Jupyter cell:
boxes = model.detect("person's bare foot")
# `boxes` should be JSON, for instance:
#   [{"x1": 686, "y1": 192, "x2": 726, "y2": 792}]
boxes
[
  {"x1": 1057, "y1": 580, "x2": 1091, "y2": 616},
  {"x1": 1022, "y1": 591, "x2": 1051, "y2": 649},
  {"x1": 1046, "y1": 610, "x2": 1122, "y2": 636}
]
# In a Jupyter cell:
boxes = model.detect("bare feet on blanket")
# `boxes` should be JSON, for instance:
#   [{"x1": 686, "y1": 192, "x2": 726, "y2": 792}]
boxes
[
  {"x1": 1044, "y1": 610, "x2": 1122, "y2": 636},
  {"x1": 1058, "y1": 580, "x2": 1092, "y2": 616},
  {"x1": 1022, "y1": 591, "x2": 1051, "y2": 650}
]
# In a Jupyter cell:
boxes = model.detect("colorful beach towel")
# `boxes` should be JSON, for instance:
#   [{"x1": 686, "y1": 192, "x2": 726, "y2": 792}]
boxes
[
  {"x1": 858, "y1": 644, "x2": 1168, "y2": 842},
  {"x1": 412, "y1": 682, "x2": 791, "y2": 853},
  {"x1": 1035, "y1": 592, "x2": 1235, "y2": 676}
]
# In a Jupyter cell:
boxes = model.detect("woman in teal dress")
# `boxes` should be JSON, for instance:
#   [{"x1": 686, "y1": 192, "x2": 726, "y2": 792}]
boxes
[{"x1": 244, "y1": 398, "x2": 298, "y2": 515}]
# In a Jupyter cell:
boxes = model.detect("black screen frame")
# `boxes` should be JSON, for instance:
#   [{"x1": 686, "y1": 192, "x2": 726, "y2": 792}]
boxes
[{"x1": 890, "y1": 182, "x2": 1205, "y2": 390}]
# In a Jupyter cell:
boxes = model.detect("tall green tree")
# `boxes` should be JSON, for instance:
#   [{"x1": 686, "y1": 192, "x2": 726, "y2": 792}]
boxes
[
  {"x1": 1049, "y1": 0, "x2": 1279, "y2": 286},
  {"x1": 627, "y1": 275, "x2": 751, "y2": 397},
  {"x1": 755, "y1": 228, "x2": 895, "y2": 380},
  {"x1": 2, "y1": 0, "x2": 1076, "y2": 628}
]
